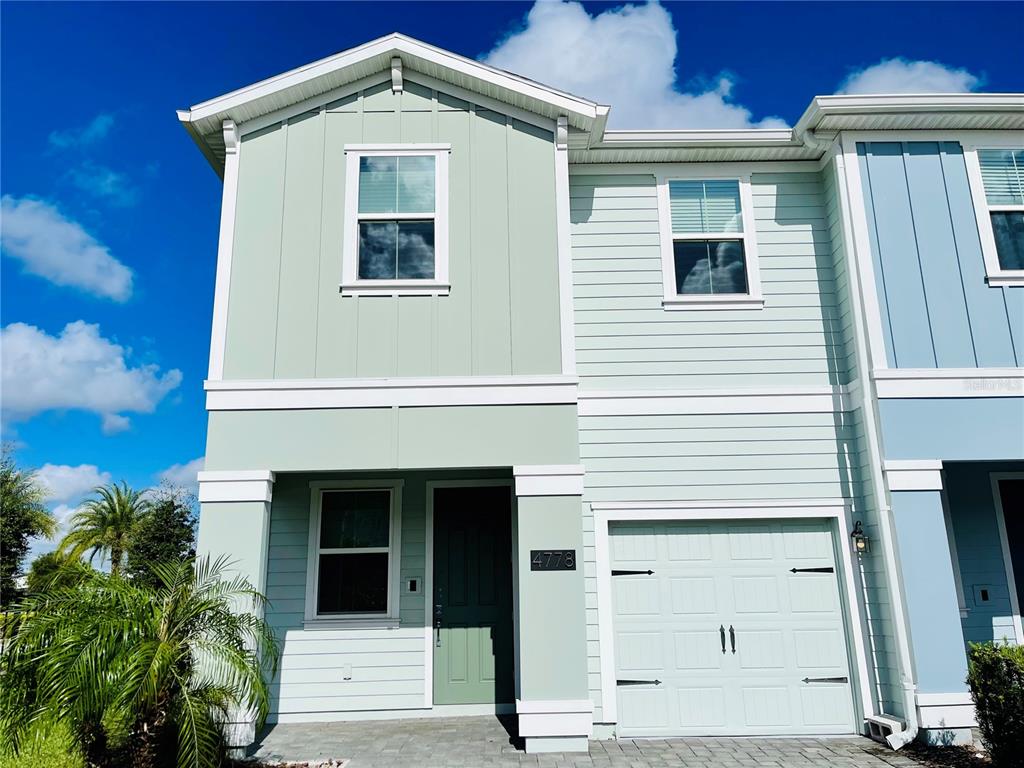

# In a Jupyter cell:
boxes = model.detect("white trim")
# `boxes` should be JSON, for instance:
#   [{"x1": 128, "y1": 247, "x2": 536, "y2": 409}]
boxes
[
  {"x1": 516, "y1": 698, "x2": 593, "y2": 739},
  {"x1": 577, "y1": 385, "x2": 852, "y2": 417},
  {"x1": 873, "y1": 368, "x2": 1024, "y2": 398},
  {"x1": 962, "y1": 144, "x2": 1024, "y2": 287},
  {"x1": 655, "y1": 172, "x2": 763, "y2": 309},
  {"x1": 917, "y1": 692, "x2": 973, "y2": 707},
  {"x1": 341, "y1": 144, "x2": 450, "y2": 296},
  {"x1": 884, "y1": 460, "x2": 944, "y2": 492},
  {"x1": 304, "y1": 480, "x2": 404, "y2": 624},
  {"x1": 207, "y1": 119, "x2": 240, "y2": 381},
  {"x1": 990, "y1": 472, "x2": 1024, "y2": 646},
  {"x1": 795, "y1": 96, "x2": 1024, "y2": 136},
  {"x1": 839, "y1": 134, "x2": 889, "y2": 372},
  {"x1": 197, "y1": 469, "x2": 274, "y2": 503},
  {"x1": 390, "y1": 56, "x2": 402, "y2": 94},
  {"x1": 204, "y1": 374, "x2": 579, "y2": 410},
  {"x1": 554, "y1": 116, "x2": 576, "y2": 375},
  {"x1": 512, "y1": 465, "x2": 585, "y2": 496},
  {"x1": 569, "y1": 160, "x2": 824, "y2": 177},
  {"x1": 593, "y1": 500, "x2": 875, "y2": 732},
  {"x1": 915, "y1": 697, "x2": 977, "y2": 730},
  {"x1": 940, "y1": 478, "x2": 969, "y2": 618},
  {"x1": 423, "y1": 479, "x2": 515, "y2": 709}
]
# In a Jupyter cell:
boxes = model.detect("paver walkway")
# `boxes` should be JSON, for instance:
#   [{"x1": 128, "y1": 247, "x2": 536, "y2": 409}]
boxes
[{"x1": 248, "y1": 715, "x2": 927, "y2": 767}]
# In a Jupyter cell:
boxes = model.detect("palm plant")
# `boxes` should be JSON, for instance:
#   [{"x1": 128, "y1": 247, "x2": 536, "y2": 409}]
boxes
[
  {"x1": 0, "y1": 556, "x2": 279, "y2": 768},
  {"x1": 60, "y1": 481, "x2": 152, "y2": 575},
  {"x1": 0, "y1": 448, "x2": 56, "y2": 605}
]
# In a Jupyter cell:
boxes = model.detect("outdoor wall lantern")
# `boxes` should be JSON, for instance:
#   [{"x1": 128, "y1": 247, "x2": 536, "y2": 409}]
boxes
[{"x1": 850, "y1": 520, "x2": 870, "y2": 555}]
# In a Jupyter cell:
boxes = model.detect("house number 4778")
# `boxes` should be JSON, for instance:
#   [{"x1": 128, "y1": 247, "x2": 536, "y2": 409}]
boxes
[{"x1": 530, "y1": 549, "x2": 576, "y2": 571}]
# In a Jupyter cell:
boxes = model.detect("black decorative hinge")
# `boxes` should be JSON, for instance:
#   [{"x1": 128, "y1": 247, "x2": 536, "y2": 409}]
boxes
[
  {"x1": 611, "y1": 569, "x2": 654, "y2": 576},
  {"x1": 617, "y1": 679, "x2": 662, "y2": 686},
  {"x1": 801, "y1": 676, "x2": 849, "y2": 684},
  {"x1": 790, "y1": 567, "x2": 834, "y2": 573}
]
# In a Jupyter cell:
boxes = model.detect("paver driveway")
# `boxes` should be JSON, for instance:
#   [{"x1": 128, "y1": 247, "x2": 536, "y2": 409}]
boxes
[{"x1": 248, "y1": 715, "x2": 927, "y2": 767}]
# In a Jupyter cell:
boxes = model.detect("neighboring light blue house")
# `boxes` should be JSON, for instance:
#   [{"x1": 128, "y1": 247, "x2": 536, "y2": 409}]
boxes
[{"x1": 178, "y1": 34, "x2": 1024, "y2": 753}]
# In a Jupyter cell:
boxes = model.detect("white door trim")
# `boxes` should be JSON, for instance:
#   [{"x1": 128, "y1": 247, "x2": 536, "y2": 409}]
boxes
[
  {"x1": 423, "y1": 479, "x2": 516, "y2": 710},
  {"x1": 593, "y1": 500, "x2": 875, "y2": 730},
  {"x1": 990, "y1": 472, "x2": 1024, "y2": 645}
]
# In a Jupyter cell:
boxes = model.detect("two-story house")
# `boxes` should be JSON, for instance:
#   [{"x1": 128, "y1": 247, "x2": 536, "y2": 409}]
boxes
[{"x1": 179, "y1": 34, "x2": 1023, "y2": 753}]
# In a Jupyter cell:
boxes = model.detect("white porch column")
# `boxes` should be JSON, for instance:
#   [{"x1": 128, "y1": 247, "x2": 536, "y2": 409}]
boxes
[{"x1": 196, "y1": 469, "x2": 275, "y2": 749}]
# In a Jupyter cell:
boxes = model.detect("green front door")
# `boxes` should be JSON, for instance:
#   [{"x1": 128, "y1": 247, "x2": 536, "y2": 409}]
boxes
[{"x1": 432, "y1": 486, "x2": 514, "y2": 706}]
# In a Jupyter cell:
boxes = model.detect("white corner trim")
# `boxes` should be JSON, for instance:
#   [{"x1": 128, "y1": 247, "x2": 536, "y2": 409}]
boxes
[
  {"x1": 884, "y1": 460, "x2": 944, "y2": 491},
  {"x1": 205, "y1": 375, "x2": 579, "y2": 410},
  {"x1": 554, "y1": 115, "x2": 576, "y2": 376},
  {"x1": 513, "y1": 465, "x2": 585, "y2": 497},
  {"x1": 207, "y1": 119, "x2": 241, "y2": 381},
  {"x1": 873, "y1": 368, "x2": 1024, "y2": 398},
  {"x1": 915, "y1": 694, "x2": 977, "y2": 729},
  {"x1": 340, "y1": 144, "x2": 450, "y2": 297},
  {"x1": 577, "y1": 385, "x2": 852, "y2": 416},
  {"x1": 516, "y1": 699, "x2": 593, "y2": 738},
  {"x1": 197, "y1": 469, "x2": 275, "y2": 503},
  {"x1": 654, "y1": 172, "x2": 763, "y2": 308}
]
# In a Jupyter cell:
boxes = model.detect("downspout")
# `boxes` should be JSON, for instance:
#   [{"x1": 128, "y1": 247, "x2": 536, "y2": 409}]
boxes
[{"x1": 829, "y1": 138, "x2": 919, "y2": 750}]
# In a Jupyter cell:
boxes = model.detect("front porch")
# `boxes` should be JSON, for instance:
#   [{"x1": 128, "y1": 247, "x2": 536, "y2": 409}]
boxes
[{"x1": 246, "y1": 715, "x2": 917, "y2": 768}]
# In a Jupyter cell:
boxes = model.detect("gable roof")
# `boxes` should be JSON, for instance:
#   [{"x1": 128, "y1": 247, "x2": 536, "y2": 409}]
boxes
[{"x1": 177, "y1": 32, "x2": 608, "y2": 175}]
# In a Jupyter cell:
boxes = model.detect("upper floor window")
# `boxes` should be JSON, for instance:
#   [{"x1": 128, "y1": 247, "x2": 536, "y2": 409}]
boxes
[
  {"x1": 656, "y1": 174, "x2": 763, "y2": 309},
  {"x1": 965, "y1": 145, "x2": 1024, "y2": 287},
  {"x1": 342, "y1": 145, "x2": 450, "y2": 296}
]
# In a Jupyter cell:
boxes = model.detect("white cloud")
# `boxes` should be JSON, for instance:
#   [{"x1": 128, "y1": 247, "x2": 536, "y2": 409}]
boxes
[
  {"x1": 482, "y1": 0, "x2": 785, "y2": 129},
  {"x1": 35, "y1": 463, "x2": 111, "y2": 504},
  {"x1": 27, "y1": 503, "x2": 83, "y2": 561},
  {"x1": 49, "y1": 113, "x2": 115, "y2": 149},
  {"x1": 65, "y1": 162, "x2": 138, "y2": 207},
  {"x1": 838, "y1": 58, "x2": 981, "y2": 95},
  {"x1": 1, "y1": 321, "x2": 183, "y2": 434},
  {"x1": 1, "y1": 196, "x2": 134, "y2": 301},
  {"x1": 158, "y1": 456, "x2": 204, "y2": 492}
]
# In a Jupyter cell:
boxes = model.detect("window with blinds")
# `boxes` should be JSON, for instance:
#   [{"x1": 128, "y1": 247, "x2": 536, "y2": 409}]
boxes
[
  {"x1": 666, "y1": 179, "x2": 752, "y2": 297},
  {"x1": 977, "y1": 149, "x2": 1024, "y2": 273}
]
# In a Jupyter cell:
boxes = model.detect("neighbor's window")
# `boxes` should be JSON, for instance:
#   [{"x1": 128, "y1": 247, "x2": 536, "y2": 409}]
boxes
[
  {"x1": 342, "y1": 145, "x2": 450, "y2": 295},
  {"x1": 968, "y1": 147, "x2": 1024, "y2": 286},
  {"x1": 313, "y1": 488, "x2": 395, "y2": 617},
  {"x1": 658, "y1": 176, "x2": 763, "y2": 309}
]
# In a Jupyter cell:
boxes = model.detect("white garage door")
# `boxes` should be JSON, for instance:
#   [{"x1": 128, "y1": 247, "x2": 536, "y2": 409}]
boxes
[{"x1": 610, "y1": 519, "x2": 856, "y2": 737}]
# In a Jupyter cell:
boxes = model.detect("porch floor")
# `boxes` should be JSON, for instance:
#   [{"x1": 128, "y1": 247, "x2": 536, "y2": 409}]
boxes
[{"x1": 248, "y1": 715, "x2": 925, "y2": 767}]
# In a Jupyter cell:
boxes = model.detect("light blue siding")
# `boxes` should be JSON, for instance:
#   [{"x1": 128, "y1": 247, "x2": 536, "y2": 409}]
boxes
[
  {"x1": 878, "y1": 398, "x2": 1024, "y2": 460},
  {"x1": 946, "y1": 462, "x2": 1024, "y2": 646},
  {"x1": 857, "y1": 141, "x2": 1021, "y2": 368}
]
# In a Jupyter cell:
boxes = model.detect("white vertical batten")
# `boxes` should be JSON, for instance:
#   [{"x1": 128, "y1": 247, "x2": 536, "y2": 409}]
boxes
[
  {"x1": 554, "y1": 116, "x2": 576, "y2": 375},
  {"x1": 208, "y1": 119, "x2": 241, "y2": 380}
]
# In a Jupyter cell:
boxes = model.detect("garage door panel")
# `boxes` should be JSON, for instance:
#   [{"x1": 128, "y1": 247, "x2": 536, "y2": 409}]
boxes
[{"x1": 610, "y1": 519, "x2": 856, "y2": 737}]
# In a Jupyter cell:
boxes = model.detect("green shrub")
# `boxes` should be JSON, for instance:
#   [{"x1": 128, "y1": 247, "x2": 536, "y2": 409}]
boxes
[{"x1": 967, "y1": 642, "x2": 1024, "y2": 766}]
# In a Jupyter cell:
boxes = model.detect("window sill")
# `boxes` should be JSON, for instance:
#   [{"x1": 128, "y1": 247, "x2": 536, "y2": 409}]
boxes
[
  {"x1": 986, "y1": 273, "x2": 1024, "y2": 287},
  {"x1": 662, "y1": 296, "x2": 765, "y2": 311},
  {"x1": 302, "y1": 617, "x2": 401, "y2": 630},
  {"x1": 339, "y1": 281, "x2": 450, "y2": 297}
]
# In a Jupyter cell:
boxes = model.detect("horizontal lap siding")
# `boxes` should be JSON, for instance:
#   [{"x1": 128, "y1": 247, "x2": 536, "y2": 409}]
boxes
[
  {"x1": 570, "y1": 169, "x2": 862, "y2": 722},
  {"x1": 264, "y1": 473, "x2": 427, "y2": 719}
]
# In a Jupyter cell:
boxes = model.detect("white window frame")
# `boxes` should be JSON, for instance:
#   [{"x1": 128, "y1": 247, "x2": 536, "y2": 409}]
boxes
[
  {"x1": 341, "y1": 144, "x2": 450, "y2": 296},
  {"x1": 962, "y1": 138, "x2": 1024, "y2": 287},
  {"x1": 655, "y1": 170, "x2": 763, "y2": 310},
  {"x1": 990, "y1": 472, "x2": 1024, "y2": 645},
  {"x1": 304, "y1": 479, "x2": 404, "y2": 627}
]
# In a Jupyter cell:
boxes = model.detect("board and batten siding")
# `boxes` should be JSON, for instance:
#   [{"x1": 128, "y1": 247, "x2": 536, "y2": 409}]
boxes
[
  {"x1": 569, "y1": 167, "x2": 900, "y2": 721},
  {"x1": 224, "y1": 79, "x2": 562, "y2": 381},
  {"x1": 857, "y1": 141, "x2": 1024, "y2": 368}
]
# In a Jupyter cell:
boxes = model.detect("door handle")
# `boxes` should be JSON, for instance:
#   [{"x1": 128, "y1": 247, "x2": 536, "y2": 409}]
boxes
[
  {"x1": 719, "y1": 625, "x2": 726, "y2": 654},
  {"x1": 729, "y1": 625, "x2": 736, "y2": 654},
  {"x1": 434, "y1": 603, "x2": 443, "y2": 647}
]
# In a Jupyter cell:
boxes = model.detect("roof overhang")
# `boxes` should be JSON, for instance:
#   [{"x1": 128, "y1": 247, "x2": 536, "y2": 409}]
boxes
[
  {"x1": 794, "y1": 93, "x2": 1024, "y2": 135},
  {"x1": 177, "y1": 33, "x2": 606, "y2": 176}
]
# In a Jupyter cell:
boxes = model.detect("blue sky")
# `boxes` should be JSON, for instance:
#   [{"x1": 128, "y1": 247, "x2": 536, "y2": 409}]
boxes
[{"x1": 1, "y1": 1, "x2": 1021, "y2": 549}]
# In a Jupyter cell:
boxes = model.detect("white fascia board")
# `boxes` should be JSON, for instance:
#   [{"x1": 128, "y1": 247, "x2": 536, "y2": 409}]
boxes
[
  {"x1": 794, "y1": 93, "x2": 1024, "y2": 135},
  {"x1": 182, "y1": 33, "x2": 601, "y2": 128},
  {"x1": 205, "y1": 375, "x2": 579, "y2": 410},
  {"x1": 884, "y1": 460, "x2": 944, "y2": 492},
  {"x1": 513, "y1": 465, "x2": 585, "y2": 497},
  {"x1": 598, "y1": 128, "x2": 796, "y2": 145},
  {"x1": 577, "y1": 385, "x2": 853, "y2": 416},
  {"x1": 873, "y1": 368, "x2": 1024, "y2": 398},
  {"x1": 197, "y1": 470, "x2": 275, "y2": 503}
]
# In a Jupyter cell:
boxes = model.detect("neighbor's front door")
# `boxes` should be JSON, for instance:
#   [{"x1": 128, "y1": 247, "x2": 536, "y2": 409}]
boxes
[{"x1": 432, "y1": 486, "x2": 514, "y2": 706}]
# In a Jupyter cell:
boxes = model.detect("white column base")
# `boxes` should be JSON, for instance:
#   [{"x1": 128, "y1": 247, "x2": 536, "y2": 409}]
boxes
[
  {"x1": 916, "y1": 691, "x2": 976, "y2": 745},
  {"x1": 517, "y1": 698, "x2": 592, "y2": 753}
]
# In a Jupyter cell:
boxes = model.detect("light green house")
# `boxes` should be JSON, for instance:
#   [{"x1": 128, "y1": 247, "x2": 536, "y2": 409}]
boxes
[{"x1": 180, "y1": 33, "x2": 1024, "y2": 753}]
